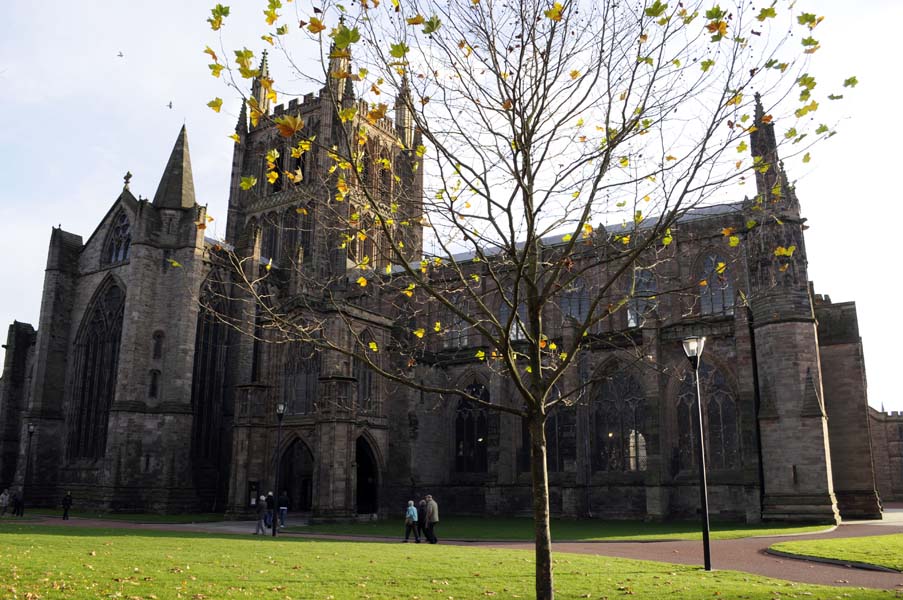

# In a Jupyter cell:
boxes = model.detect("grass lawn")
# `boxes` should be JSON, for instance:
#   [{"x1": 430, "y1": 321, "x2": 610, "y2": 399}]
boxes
[
  {"x1": 771, "y1": 534, "x2": 903, "y2": 572},
  {"x1": 289, "y1": 516, "x2": 832, "y2": 542},
  {"x1": 26, "y1": 509, "x2": 227, "y2": 524},
  {"x1": 0, "y1": 523, "x2": 893, "y2": 599}
]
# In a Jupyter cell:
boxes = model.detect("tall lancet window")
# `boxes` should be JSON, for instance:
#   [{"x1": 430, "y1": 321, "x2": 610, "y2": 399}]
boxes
[
  {"x1": 68, "y1": 280, "x2": 125, "y2": 460},
  {"x1": 191, "y1": 277, "x2": 229, "y2": 462},
  {"x1": 283, "y1": 344, "x2": 320, "y2": 415},
  {"x1": 455, "y1": 383, "x2": 491, "y2": 473},
  {"x1": 676, "y1": 363, "x2": 740, "y2": 472},
  {"x1": 698, "y1": 255, "x2": 734, "y2": 316},
  {"x1": 103, "y1": 211, "x2": 131, "y2": 266}
]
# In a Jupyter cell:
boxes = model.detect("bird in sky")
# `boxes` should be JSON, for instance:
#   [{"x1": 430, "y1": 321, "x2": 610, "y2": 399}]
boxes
[
  {"x1": 167, "y1": 101, "x2": 173, "y2": 109},
  {"x1": 117, "y1": 51, "x2": 124, "y2": 58}
]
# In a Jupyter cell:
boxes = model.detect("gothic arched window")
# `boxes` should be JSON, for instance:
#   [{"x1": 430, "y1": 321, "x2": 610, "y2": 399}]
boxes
[
  {"x1": 191, "y1": 277, "x2": 229, "y2": 461},
  {"x1": 561, "y1": 276, "x2": 590, "y2": 323},
  {"x1": 591, "y1": 366, "x2": 647, "y2": 472},
  {"x1": 68, "y1": 281, "x2": 125, "y2": 460},
  {"x1": 354, "y1": 334, "x2": 378, "y2": 414},
  {"x1": 103, "y1": 211, "x2": 131, "y2": 266},
  {"x1": 518, "y1": 387, "x2": 576, "y2": 473},
  {"x1": 676, "y1": 363, "x2": 740, "y2": 472},
  {"x1": 455, "y1": 383, "x2": 491, "y2": 473},
  {"x1": 260, "y1": 212, "x2": 279, "y2": 261},
  {"x1": 627, "y1": 268, "x2": 657, "y2": 327},
  {"x1": 283, "y1": 344, "x2": 319, "y2": 414},
  {"x1": 698, "y1": 255, "x2": 734, "y2": 316}
]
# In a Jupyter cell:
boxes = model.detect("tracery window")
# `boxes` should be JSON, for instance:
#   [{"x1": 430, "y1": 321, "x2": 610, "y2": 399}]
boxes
[
  {"x1": 283, "y1": 344, "x2": 319, "y2": 414},
  {"x1": 103, "y1": 212, "x2": 131, "y2": 266},
  {"x1": 627, "y1": 269, "x2": 657, "y2": 327},
  {"x1": 354, "y1": 334, "x2": 378, "y2": 413},
  {"x1": 518, "y1": 387, "x2": 576, "y2": 473},
  {"x1": 591, "y1": 366, "x2": 647, "y2": 472},
  {"x1": 191, "y1": 278, "x2": 229, "y2": 461},
  {"x1": 499, "y1": 300, "x2": 527, "y2": 341},
  {"x1": 698, "y1": 255, "x2": 734, "y2": 316},
  {"x1": 442, "y1": 294, "x2": 472, "y2": 350},
  {"x1": 675, "y1": 363, "x2": 740, "y2": 472},
  {"x1": 561, "y1": 276, "x2": 590, "y2": 323},
  {"x1": 455, "y1": 383, "x2": 490, "y2": 473},
  {"x1": 260, "y1": 212, "x2": 278, "y2": 261},
  {"x1": 68, "y1": 281, "x2": 125, "y2": 460}
]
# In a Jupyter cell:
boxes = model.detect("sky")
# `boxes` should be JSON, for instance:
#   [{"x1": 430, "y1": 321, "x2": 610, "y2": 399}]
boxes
[{"x1": 0, "y1": 1, "x2": 900, "y2": 412}]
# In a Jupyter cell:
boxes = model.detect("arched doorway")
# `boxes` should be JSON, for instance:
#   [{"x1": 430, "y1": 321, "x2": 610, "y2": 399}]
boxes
[
  {"x1": 355, "y1": 437, "x2": 379, "y2": 514},
  {"x1": 278, "y1": 439, "x2": 315, "y2": 512}
]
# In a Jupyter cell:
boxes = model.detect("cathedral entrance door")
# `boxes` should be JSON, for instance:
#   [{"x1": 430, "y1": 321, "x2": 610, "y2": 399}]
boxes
[
  {"x1": 278, "y1": 439, "x2": 314, "y2": 512},
  {"x1": 355, "y1": 437, "x2": 379, "y2": 514}
]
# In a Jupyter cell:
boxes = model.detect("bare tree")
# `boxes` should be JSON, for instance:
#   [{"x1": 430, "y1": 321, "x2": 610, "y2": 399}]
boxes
[{"x1": 203, "y1": 1, "x2": 843, "y2": 597}]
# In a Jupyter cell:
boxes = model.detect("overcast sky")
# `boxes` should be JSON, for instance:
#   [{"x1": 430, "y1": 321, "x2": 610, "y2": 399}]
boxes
[{"x1": 0, "y1": 1, "x2": 900, "y2": 412}]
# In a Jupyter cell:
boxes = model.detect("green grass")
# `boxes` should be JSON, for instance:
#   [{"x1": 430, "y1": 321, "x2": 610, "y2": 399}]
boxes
[
  {"x1": 26, "y1": 509, "x2": 227, "y2": 524},
  {"x1": 289, "y1": 516, "x2": 832, "y2": 541},
  {"x1": 0, "y1": 523, "x2": 894, "y2": 599},
  {"x1": 771, "y1": 534, "x2": 903, "y2": 572}
]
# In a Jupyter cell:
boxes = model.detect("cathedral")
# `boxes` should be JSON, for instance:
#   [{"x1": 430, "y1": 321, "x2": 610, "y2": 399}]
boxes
[{"x1": 1, "y1": 55, "x2": 900, "y2": 523}]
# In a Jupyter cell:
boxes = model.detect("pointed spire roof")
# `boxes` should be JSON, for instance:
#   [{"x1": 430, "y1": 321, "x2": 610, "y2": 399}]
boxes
[
  {"x1": 258, "y1": 49, "x2": 270, "y2": 79},
  {"x1": 236, "y1": 100, "x2": 248, "y2": 134},
  {"x1": 152, "y1": 126, "x2": 196, "y2": 210}
]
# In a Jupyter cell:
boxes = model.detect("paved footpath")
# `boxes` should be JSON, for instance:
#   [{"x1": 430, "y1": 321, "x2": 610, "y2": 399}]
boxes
[{"x1": 16, "y1": 507, "x2": 903, "y2": 592}]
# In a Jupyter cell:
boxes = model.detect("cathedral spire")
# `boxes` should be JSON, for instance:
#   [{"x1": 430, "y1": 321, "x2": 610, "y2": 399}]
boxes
[
  {"x1": 749, "y1": 94, "x2": 799, "y2": 216},
  {"x1": 250, "y1": 50, "x2": 272, "y2": 116},
  {"x1": 152, "y1": 125, "x2": 196, "y2": 210},
  {"x1": 395, "y1": 76, "x2": 414, "y2": 148},
  {"x1": 236, "y1": 99, "x2": 248, "y2": 135}
]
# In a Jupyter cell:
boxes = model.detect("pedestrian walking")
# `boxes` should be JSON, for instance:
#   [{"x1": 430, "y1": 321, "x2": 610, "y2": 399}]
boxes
[
  {"x1": 0, "y1": 489, "x2": 9, "y2": 517},
  {"x1": 61, "y1": 491, "x2": 73, "y2": 520},
  {"x1": 425, "y1": 494, "x2": 439, "y2": 544},
  {"x1": 254, "y1": 495, "x2": 267, "y2": 535},
  {"x1": 11, "y1": 492, "x2": 23, "y2": 517},
  {"x1": 417, "y1": 498, "x2": 427, "y2": 541},
  {"x1": 403, "y1": 500, "x2": 420, "y2": 543},
  {"x1": 278, "y1": 490, "x2": 289, "y2": 528},
  {"x1": 265, "y1": 491, "x2": 275, "y2": 531}
]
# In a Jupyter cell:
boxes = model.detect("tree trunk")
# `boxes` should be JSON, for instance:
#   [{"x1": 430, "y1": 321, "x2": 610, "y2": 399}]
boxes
[{"x1": 528, "y1": 412, "x2": 554, "y2": 600}]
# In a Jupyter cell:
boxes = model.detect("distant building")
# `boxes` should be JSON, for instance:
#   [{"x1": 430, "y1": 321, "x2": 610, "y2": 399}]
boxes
[{"x1": 0, "y1": 56, "x2": 896, "y2": 520}]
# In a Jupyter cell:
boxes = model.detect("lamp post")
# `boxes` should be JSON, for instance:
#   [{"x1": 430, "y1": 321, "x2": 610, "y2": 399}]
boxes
[
  {"x1": 682, "y1": 336, "x2": 712, "y2": 571},
  {"x1": 23, "y1": 423, "x2": 36, "y2": 517},
  {"x1": 272, "y1": 402, "x2": 286, "y2": 537}
]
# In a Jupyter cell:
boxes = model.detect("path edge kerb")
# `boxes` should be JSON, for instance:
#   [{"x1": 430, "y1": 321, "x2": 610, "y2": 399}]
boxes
[{"x1": 764, "y1": 548, "x2": 903, "y2": 574}]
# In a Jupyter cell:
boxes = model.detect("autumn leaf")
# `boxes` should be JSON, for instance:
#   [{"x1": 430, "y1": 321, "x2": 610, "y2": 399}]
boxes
[
  {"x1": 422, "y1": 15, "x2": 442, "y2": 34},
  {"x1": 207, "y1": 98, "x2": 223, "y2": 112},
  {"x1": 240, "y1": 176, "x2": 257, "y2": 190},
  {"x1": 736, "y1": 141, "x2": 748, "y2": 153},
  {"x1": 229, "y1": 133, "x2": 240, "y2": 144},
  {"x1": 843, "y1": 76, "x2": 858, "y2": 88},
  {"x1": 756, "y1": 6, "x2": 776, "y2": 21},
  {"x1": 475, "y1": 350, "x2": 486, "y2": 360},
  {"x1": 266, "y1": 171, "x2": 279, "y2": 184},
  {"x1": 389, "y1": 42, "x2": 410, "y2": 58},
  {"x1": 433, "y1": 321, "x2": 442, "y2": 333},
  {"x1": 700, "y1": 59, "x2": 714, "y2": 72},
  {"x1": 544, "y1": 2, "x2": 564, "y2": 21},
  {"x1": 166, "y1": 258, "x2": 183, "y2": 268},
  {"x1": 413, "y1": 328, "x2": 425, "y2": 338},
  {"x1": 204, "y1": 46, "x2": 218, "y2": 62},
  {"x1": 406, "y1": 14, "x2": 425, "y2": 25},
  {"x1": 569, "y1": 69, "x2": 580, "y2": 79},
  {"x1": 721, "y1": 227, "x2": 735, "y2": 236},
  {"x1": 332, "y1": 23, "x2": 360, "y2": 49},
  {"x1": 644, "y1": 0, "x2": 668, "y2": 18},
  {"x1": 207, "y1": 4, "x2": 230, "y2": 30},
  {"x1": 368, "y1": 341, "x2": 379, "y2": 352},
  {"x1": 665, "y1": 155, "x2": 677, "y2": 161},
  {"x1": 274, "y1": 114, "x2": 305, "y2": 138},
  {"x1": 307, "y1": 17, "x2": 326, "y2": 33},
  {"x1": 209, "y1": 63, "x2": 224, "y2": 78},
  {"x1": 715, "y1": 261, "x2": 726, "y2": 274},
  {"x1": 619, "y1": 156, "x2": 629, "y2": 167},
  {"x1": 357, "y1": 276, "x2": 368, "y2": 287},
  {"x1": 662, "y1": 228, "x2": 673, "y2": 246},
  {"x1": 728, "y1": 235, "x2": 740, "y2": 247},
  {"x1": 366, "y1": 103, "x2": 388, "y2": 123}
]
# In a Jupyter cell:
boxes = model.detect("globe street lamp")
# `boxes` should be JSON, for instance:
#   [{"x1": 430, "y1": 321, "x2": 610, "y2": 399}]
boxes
[
  {"x1": 272, "y1": 401, "x2": 286, "y2": 537},
  {"x1": 23, "y1": 423, "x2": 36, "y2": 517},
  {"x1": 682, "y1": 336, "x2": 712, "y2": 571}
]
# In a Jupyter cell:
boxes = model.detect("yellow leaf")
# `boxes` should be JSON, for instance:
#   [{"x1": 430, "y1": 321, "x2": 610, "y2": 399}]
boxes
[
  {"x1": 562, "y1": 233, "x2": 572, "y2": 242},
  {"x1": 666, "y1": 155, "x2": 677, "y2": 161},
  {"x1": 209, "y1": 63, "x2": 225, "y2": 78},
  {"x1": 207, "y1": 98, "x2": 223, "y2": 113},
  {"x1": 267, "y1": 171, "x2": 279, "y2": 184},
  {"x1": 716, "y1": 261, "x2": 726, "y2": 274},
  {"x1": 525, "y1": 366, "x2": 533, "y2": 373},
  {"x1": 569, "y1": 69, "x2": 580, "y2": 79},
  {"x1": 549, "y1": 342, "x2": 557, "y2": 350},
  {"x1": 699, "y1": 279, "x2": 708, "y2": 287},
  {"x1": 166, "y1": 258, "x2": 183, "y2": 268},
  {"x1": 544, "y1": 2, "x2": 564, "y2": 21},
  {"x1": 308, "y1": 17, "x2": 326, "y2": 33},
  {"x1": 204, "y1": 46, "x2": 218, "y2": 62},
  {"x1": 728, "y1": 235, "x2": 740, "y2": 247},
  {"x1": 357, "y1": 276, "x2": 368, "y2": 287},
  {"x1": 406, "y1": 14, "x2": 425, "y2": 25},
  {"x1": 261, "y1": 34, "x2": 274, "y2": 46},
  {"x1": 229, "y1": 133, "x2": 240, "y2": 144},
  {"x1": 721, "y1": 227, "x2": 735, "y2": 236},
  {"x1": 619, "y1": 156, "x2": 629, "y2": 167},
  {"x1": 368, "y1": 341, "x2": 379, "y2": 352},
  {"x1": 413, "y1": 328, "x2": 425, "y2": 338},
  {"x1": 475, "y1": 350, "x2": 486, "y2": 360},
  {"x1": 559, "y1": 352, "x2": 568, "y2": 360},
  {"x1": 366, "y1": 103, "x2": 388, "y2": 124}
]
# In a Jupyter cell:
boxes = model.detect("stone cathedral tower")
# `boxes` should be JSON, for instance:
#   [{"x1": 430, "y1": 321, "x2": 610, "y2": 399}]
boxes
[
  {"x1": 221, "y1": 53, "x2": 425, "y2": 518},
  {"x1": 744, "y1": 95, "x2": 840, "y2": 522}
]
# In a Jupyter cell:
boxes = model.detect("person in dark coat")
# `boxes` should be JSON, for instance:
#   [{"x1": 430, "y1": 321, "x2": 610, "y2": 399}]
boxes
[
  {"x1": 11, "y1": 492, "x2": 23, "y2": 517},
  {"x1": 254, "y1": 495, "x2": 267, "y2": 535},
  {"x1": 265, "y1": 491, "x2": 275, "y2": 530},
  {"x1": 417, "y1": 498, "x2": 428, "y2": 542},
  {"x1": 61, "y1": 492, "x2": 73, "y2": 520}
]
